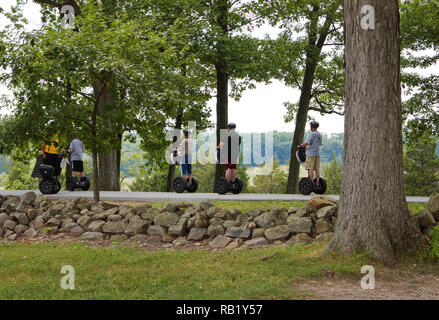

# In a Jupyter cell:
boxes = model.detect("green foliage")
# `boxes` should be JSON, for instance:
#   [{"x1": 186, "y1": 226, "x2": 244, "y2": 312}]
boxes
[
  {"x1": 322, "y1": 154, "x2": 342, "y2": 195},
  {"x1": 429, "y1": 225, "x2": 439, "y2": 262},
  {"x1": 128, "y1": 166, "x2": 168, "y2": 193},
  {"x1": 249, "y1": 161, "x2": 288, "y2": 194},
  {"x1": 4, "y1": 161, "x2": 38, "y2": 190},
  {"x1": 403, "y1": 136, "x2": 439, "y2": 196},
  {"x1": 401, "y1": 0, "x2": 439, "y2": 139}
]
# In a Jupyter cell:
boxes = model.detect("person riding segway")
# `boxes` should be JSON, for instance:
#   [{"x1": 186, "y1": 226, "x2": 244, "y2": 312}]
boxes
[
  {"x1": 38, "y1": 137, "x2": 62, "y2": 194},
  {"x1": 215, "y1": 123, "x2": 243, "y2": 194},
  {"x1": 66, "y1": 136, "x2": 90, "y2": 191},
  {"x1": 172, "y1": 129, "x2": 198, "y2": 193},
  {"x1": 297, "y1": 121, "x2": 327, "y2": 195}
]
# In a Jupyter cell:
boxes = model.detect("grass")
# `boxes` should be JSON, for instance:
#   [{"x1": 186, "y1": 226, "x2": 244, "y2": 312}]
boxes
[{"x1": 0, "y1": 241, "x2": 379, "y2": 300}]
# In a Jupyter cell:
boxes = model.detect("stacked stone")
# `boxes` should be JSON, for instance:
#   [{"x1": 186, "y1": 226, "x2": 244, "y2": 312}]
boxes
[
  {"x1": 416, "y1": 194, "x2": 439, "y2": 240},
  {"x1": 0, "y1": 192, "x2": 342, "y2": 249}
]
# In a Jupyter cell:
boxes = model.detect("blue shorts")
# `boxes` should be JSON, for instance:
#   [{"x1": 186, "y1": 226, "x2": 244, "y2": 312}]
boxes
[{"x1": 181, "y1": 154, "x2": 192, "y2": 176}]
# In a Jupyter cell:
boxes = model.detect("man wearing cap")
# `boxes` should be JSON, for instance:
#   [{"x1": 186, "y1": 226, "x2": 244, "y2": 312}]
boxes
[{"x1": 298, "y1": 121, "x2": 323, "y2": 185}]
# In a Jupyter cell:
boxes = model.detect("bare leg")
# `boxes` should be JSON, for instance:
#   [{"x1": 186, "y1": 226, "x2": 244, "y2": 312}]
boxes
[
  {"x1": 225, "y1": 168, "x2": 231, "y2": 182},
  {"x1": 189, "y1": 174, "x2": 192, "y2": 184},
  {"x1": 231, "y1": 169, "x2": 237, "y2": 182},
  {"x1": 315, "y1": 169, "x2": 320, "y2": 185},
  {"x1": 308, "y1": 169, "x2": 314, "y2": 181},
  {"x1": 80, "y1": 172, "x2": 84, "y2": 178}
]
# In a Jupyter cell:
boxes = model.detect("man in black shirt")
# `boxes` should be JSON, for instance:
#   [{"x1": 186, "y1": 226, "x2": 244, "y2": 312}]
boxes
[{"x1": 218, "y1": 123, "x2": 241, "y2": 183}]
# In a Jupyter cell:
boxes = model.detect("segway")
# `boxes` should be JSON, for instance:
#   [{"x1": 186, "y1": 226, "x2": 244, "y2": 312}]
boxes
[
  {"x1": 66, "y1": 176, "x2": 91, "y2": 191},
  {"x1": 214, "y1": 150, "x2": 243, "y2": 195},
  {"x1": 38, "y1": 153, "x2": 63, "y2": 195},
  {"x1": 296, "y1": 146, "x2": 327, "y2": 195},
  {"x1": 171, "y1": 150, "x2": 198, "y2": 193}
]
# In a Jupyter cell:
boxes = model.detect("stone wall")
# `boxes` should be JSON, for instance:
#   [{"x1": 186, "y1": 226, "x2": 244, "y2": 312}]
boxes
[{"x1": 0, "y1": 192, "x2": 437, "y2": 249}]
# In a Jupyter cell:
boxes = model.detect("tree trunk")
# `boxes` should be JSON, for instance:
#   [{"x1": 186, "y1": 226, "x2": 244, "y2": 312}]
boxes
[
  {"x1": 167, "y1": 112, "x2": 183, "y2": 192},
  {"x1": 93, "y1": 78, "x2": 121, "y2": 191},
  {"x1": 326, "y1": 0, "x2": 427, "y2": 263},
  {"x1": 213, "y1": 0, "x2": 229, "y2": 191},
  {"x1": 286, "y1": 59, "x2": 318, "y2": 194}
]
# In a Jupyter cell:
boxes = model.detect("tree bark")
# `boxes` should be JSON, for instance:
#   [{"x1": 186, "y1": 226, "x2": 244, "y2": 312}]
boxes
[
  {"x1": 213, "y1": 0, "x2": 229, "y2": 191},
  {"x1": 93, "y1": 78, "x2": 121, "y2": 191},
  {"x1": 326, "y1": 0, "x2": 427, "y2": 263},
  {"x1": 166, "y1": 112, "x2": 183, "y2": 192},
  {"x1": 286, "y1": 58, "x2": 318, "y2": 194}
]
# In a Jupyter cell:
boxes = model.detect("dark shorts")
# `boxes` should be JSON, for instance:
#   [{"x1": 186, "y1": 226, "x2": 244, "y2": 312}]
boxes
[
  {"x1": 181, "y1": 154, "x2": 192, "y2": 176},
  {"x1": 72, "y1": 160, "x2": 83, "y2": 173},
  {"x1": 225, "y1": 163, "x2": 237, "y2": 170}
]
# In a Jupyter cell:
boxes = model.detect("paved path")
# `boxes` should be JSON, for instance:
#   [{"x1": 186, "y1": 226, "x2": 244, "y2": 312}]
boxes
[{"x1": 0, "y1": 190, "x2": 430, "y2": 203}]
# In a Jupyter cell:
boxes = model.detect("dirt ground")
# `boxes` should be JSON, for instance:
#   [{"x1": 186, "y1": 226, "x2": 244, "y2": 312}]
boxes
[{"x1": 296, "y1": 270, "x2": 439, "y2": 300}]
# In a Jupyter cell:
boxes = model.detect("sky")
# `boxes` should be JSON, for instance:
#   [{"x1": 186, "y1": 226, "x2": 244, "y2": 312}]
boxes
[{"x1": 0, "y1": 1, "x2": 436, "y2": 135}]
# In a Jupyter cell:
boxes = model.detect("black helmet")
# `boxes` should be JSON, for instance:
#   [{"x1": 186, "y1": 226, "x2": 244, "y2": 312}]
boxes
[
  {"x1": 227, "y1": 123, "x2": 236, "y2": 129},
  {"x1": 183, "y1": 129, "x2": 189, "y2": 136},
  {"x1": 310, "y1": 121, "x2": 319, "y2": 129}
]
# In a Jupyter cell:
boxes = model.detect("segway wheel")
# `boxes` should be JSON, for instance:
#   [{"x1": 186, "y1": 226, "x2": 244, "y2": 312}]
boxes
[
  {"x1": 80, "y1": 176, "x2": 91, "y2": 191},
  {"x1": 39, "y1": 179, "x2": 55, "y2": 195},
  {"x1": 231, "y1": 178, "x2": 243, "y2": 194},
  {"x1": 298, "y1": 177, "x2": 314, "y2": 195},
  {"x1": 313, "y1": 178, "x2": 327, "y2": 195},
  {"x1": 66, "y1": 177, "x2": 77, "y2": 192},
  {"x1": 173, "y1": 177, "x2": 186, "y2": 193},
  {"x1": 186, "y1": 177, "x2": 198, "y2": 193},
  {"x1": 215, "y1": 178, "x2": 229, "y2": 195}
]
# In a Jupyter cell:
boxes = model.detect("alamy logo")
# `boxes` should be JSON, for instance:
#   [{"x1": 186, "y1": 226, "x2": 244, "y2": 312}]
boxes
[
  {"x1": 60, "y1": 265, "x2": 75, "y2": 290},
  {"x1": 61, "y1": 5, "x2": 75, "y2": 30},
  {"x1": 360, "y1": 5, "x2": 375, "y2": 30},
  {"x1": 360, "y1": 265, "x2": 375, "y2": 289}
]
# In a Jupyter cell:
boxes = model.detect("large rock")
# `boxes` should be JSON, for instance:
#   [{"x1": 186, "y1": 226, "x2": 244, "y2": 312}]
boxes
[
  {"x1": 71, "y1": 226, "x2": 85, "y2": 237},
  {"x1": 15, "y1": 224, "x2": 29, "y2": 235},
  {"x1": 208, "y1": 235, "x2": 233, "y2": 249},
  {"x1": 147, "y1": 225, "x2": 166, "y2": 237},
  {"x1": 23, "y1": 229, "x2": 38, "y2": 239},
  {"x1": 78, "y1": 216, "x2": 91, "y2": 229},
  {"x1": 0, "y1": 213, "x2": 10, "y2": 227},
  {"x1": 244, "y1": 237, "x2": 268, "y2": 248},
  {"x1": 254, "y1": 212, "x2": 276, "y2": 229},
  {"x1": 264, "y1": 225, "x2": 290, "y2": 242},
  {"x1": 426, "y1": 194, "x2": 439, "y2": 221},
  {"x1": 288, "y1": 217, "x2": 313, "y2": 234},
  {"x1": 80, "y1": 232, "x2": 104, "y2": 241},
  {"x1": 209, "y1": 217, "x2": 224, "y2": 226},
  {"x1": 315, "y1": 218, "x2": 332, "y2": 234},
  {"x1": 163, "y1": 201, "x2": 179, "y2": 213},
  {"x1": 46, "y1": 217, "x2": 61, "y2": 227},
  {"x1": 207, "y1": 206, "x2": 221, "y2": 218},
  {"x1": 102, "y1": 221, "x2": 124, "y2": 234},
  {"x1": 418, "y1": 210, "x2": 436, "y2": 228},
  {"x1": 316, "y1": 205, "x2": 338, "y2": 219},
  {"x1": 3, "y1": 219, "x2": 17, "y2": 231},
  {"x1": 1, "y1": 197, "x2": 20, "y2": 213},
  {"x1": 20, "y1": 192, "x2": 36, "y2": 206},
  {"x1": 33, "y1": 216, "x2": 46, "y2": 230},
  {"x1": 168, "y1": 224, "x2": 186, "y2": 237},
  {"x1": 199, "y1": 201, "x2": 214, "y2": 211},
  {"x1": 207, "y1": 225, "x2": 225, "y2": 238},
  {"x1": 286, "y1": 233, "x2": 313, "y2": 246},
  {"x1": 153, "y1": 212, "x2": 179, "y2": 227},
  {"x1": 125, "y1": 220, "x2": 150, "y2": 236},
  {"x1": 308, "y1": 196, "x2": 337, "y2": 211},
  {"x1": 225, "y1": 226, "x2": 251, "y2": 239},
  {"x1": 141, "y1": 208, "x2": 160, "y2": 221},
  {"x1": 88, "y1": 220, "x2": 106, "y2": 232},
  {"x1": 187, "y1": 227, "x2": 207, "y2": 241},
  {"x1": 133, "y1": 204, "x2": 152, "y2": 215},
  {"x1": 236, "y1": 213, "x2": 250, "y2": 226},
  {"x1": 100, "y1": 202, "x2": 118, "y2": 210}
]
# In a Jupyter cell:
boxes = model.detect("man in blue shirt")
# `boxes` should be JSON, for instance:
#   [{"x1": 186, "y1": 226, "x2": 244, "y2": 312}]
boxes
[
  {"x1": 299, "y1": 121, "x2": 323, "y2": 185},
  {"x1": 67, "y1": 137, "x2": 85, "y2": 181}
]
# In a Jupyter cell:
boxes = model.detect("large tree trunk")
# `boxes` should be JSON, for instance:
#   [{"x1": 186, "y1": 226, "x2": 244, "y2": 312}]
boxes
[
  {"x1": 326, "y1": 0, "x2": 427, "y2": 263},
  {"x1": 93, "y1": 78, "x2": 121, "y2": 191},
  {"x1": 213, "y1": 0, "x2": 229, "y2": 191},
  {"x1": 166, "y1": 113, "x2": 183, "y2": 192},
  {"x1": 286, "y1": 59, "x2": 318, "y2": 194}
]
